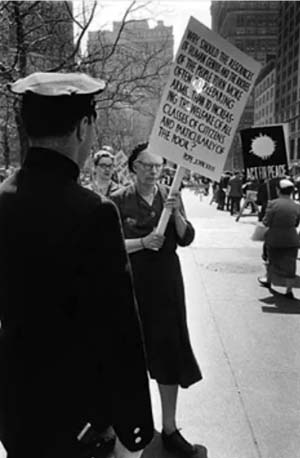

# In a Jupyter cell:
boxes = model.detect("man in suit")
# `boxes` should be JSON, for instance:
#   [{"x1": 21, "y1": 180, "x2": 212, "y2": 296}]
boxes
[{"x1": 0, "y1": 72, "x2": 154, "y2": 458}]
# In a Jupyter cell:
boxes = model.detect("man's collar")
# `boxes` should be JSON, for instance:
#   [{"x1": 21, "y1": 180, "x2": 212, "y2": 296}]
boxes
[{"x1": 23, "y1": 147, "x2": 80, "y2": 181}]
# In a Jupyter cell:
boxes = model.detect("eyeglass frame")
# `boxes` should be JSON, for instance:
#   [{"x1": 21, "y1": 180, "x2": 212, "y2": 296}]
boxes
[{"x1": 97, "y1": 163, "x2": 114, "y2": 170}]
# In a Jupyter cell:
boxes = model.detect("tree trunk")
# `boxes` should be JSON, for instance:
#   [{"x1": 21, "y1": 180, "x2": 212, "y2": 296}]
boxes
[{"x1": 13, "y1": 2, "x2": 29, "y2": 163}]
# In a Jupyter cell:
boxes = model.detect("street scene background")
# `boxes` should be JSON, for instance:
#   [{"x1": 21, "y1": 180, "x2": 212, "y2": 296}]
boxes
[
  {"x1": 1, "y1": 186, "x2": 299, "y2": 458},
  {"x1": 1, "y1": 1, "x2": 300, "y2": 457},
  {"x1": 147, "y1": 187, "x2": 300, "y2": 458}
]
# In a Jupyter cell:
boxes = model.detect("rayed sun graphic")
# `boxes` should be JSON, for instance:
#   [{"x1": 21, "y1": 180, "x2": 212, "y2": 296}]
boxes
[{"x1": 249, "y1": 133, "x2": 276, "y2": 160}]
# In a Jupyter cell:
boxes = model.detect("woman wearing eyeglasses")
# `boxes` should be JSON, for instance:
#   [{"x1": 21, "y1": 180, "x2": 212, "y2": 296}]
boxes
[
  {"x1": 111, "y1": 143, "x2": 202, "y2": 457},
  {"x1": 92, "y1": 149, "x2": 119, "y2": 197}
]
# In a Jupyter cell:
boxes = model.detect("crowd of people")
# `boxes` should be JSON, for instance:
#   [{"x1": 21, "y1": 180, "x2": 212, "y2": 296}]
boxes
[
  {"x1": 83, "y1": 145, "x2": 300, "y2": 304},
  {"x1": 82, "y1": 154, "x2": 300, "y2": 305},
  {"x1": 205, "y1": 171, "x2": 300, "y2": 301},
  {"x1": 209, "y1": 171, "x2": 300, "y2": 222}
]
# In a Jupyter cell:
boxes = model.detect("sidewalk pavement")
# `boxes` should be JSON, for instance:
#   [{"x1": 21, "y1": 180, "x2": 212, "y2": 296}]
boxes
[
  {"x1": 144, "y1": 190, "x2": 300, "y2": 458},
  {"x1": 1, "y1": 191, "x2": 299, "y2": 458}
]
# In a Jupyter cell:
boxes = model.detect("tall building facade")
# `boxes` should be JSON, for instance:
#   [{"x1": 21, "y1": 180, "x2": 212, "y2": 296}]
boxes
[
  {"x1": 254, "y1": 60, "x2": 276, "y2": 126},
  {"x1": 211, "y1": 1, "x2": 280, "y2": 170},
  {"x1": 88, "y1": 20, "x2": 173, "y2": 151},
  {"x1": 274, "y1": 1, "x2": 300, "y2": 163}
]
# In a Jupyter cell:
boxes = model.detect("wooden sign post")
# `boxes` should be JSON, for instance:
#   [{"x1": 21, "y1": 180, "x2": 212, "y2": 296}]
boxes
[{"x1": 156, "y1": 166, "x2": 186, "y2": 235}]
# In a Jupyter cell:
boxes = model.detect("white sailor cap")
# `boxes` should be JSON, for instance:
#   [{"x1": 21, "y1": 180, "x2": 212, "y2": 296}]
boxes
[
  {"x1": 8, "y1": 72, "x2": 105, "y2": 96},
  {"x1": 279, "y1": 178, "x2": 294, "y2": 189}
]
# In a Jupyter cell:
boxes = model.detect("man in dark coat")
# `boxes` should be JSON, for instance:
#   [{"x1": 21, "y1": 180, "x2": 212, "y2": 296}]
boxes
[
  {"x1": 228, "y1": 170, "x2": 243, "y2": 215},
  {"x1": 0, "y1": 72, "x2": 154, "y2": 458}
]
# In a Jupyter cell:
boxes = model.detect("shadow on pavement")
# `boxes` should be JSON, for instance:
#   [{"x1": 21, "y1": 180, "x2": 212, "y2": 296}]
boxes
[
  {"x1": 237, "y1": 219, "x2": 257, "y2": 226},
  {"x1": 142, "y1": 432, "x2": 208, "y2": 458},
  {"x1": 260, "y1": 289, "x2": 300, "y2": 314}
]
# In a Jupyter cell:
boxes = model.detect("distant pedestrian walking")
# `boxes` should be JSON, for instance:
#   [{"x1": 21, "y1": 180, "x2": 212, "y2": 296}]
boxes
[{"x1": 228, "y1": 171, "x2": 243, "y2": 215}]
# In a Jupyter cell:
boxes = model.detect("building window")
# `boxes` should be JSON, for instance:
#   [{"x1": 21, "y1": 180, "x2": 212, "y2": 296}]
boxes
[
  {"x1": 297, "y1": 138, "x2": 300, "y2": 159},
  {"x1": 294, "y1": 60, "x2": 298, "y2": 71},
  {"x1": 290, "y1": 139, "x2": 295, "y2": 160}
]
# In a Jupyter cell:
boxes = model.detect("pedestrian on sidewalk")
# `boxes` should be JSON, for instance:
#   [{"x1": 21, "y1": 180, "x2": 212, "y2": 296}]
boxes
[
  {"x1": 228, "y1": 170, "x2": 243, "y2": 215},
  {"x1": 112, "y1": 142, "x2": 202, "y2": 458},
  {"x1": 0, "y1": 72, "x2": 154, "y2": 458},
  {"x1": 256, "y1": 177, "x2": 279, "y2": 221},
  {"x1": 258, "y1": 178, "x2": 300, "y2": 299}
]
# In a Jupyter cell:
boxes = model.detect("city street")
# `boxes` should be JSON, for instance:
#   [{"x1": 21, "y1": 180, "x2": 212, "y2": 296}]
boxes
[
  {"x1": 1, "y1": 188, "x2": 300, "y2": 458},
  {"x1": 145, "y1": 188, "x2": 300, "y2": 458}
]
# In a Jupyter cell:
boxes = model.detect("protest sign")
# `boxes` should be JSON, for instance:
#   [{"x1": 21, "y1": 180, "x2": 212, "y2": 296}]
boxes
[
  {"x1": 114, "y1": 150, "x2": 132, "y2": 184},
  {"x1": 240, "y1": 124, "x2": 289, "y2": 181},
  {"x1": 148, "y1": 16, "x2": 262, "y2": 181}
]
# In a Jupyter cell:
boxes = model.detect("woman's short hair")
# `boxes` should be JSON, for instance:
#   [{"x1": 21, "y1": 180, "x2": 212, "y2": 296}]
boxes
[
  {"x1": 93, "y1": 150, "x2": 114, "y2": 167},
  {"x1": 128, "y1": 142, "x2": 148, "y2": 173}
]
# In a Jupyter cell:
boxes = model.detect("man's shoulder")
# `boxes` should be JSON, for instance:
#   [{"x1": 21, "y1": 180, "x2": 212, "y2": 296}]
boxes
[{"x1": 72, "y1": 182, "x2": 117, "y2": 215}]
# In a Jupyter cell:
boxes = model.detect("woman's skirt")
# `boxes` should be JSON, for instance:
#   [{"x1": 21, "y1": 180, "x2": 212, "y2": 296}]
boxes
[
  {"x1": 130, "y1": 251, "x2": 202, "y2": 388},
  {"x1": 267, "y1": 245, "x2": 299, "y2": 286}
]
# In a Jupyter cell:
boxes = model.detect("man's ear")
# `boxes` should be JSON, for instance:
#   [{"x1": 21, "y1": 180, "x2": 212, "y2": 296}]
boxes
[
  {"x1": 76, "y1": 116, "x2": 89, "y2": 142},
  {"x1": 132, "y1": 161, "x2": 138, "y2": 174}
]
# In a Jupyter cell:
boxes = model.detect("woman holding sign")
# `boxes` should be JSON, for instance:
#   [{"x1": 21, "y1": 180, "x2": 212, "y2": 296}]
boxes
[{"x1": 111, "y1": 143, "x2": 202, "y2": 457}]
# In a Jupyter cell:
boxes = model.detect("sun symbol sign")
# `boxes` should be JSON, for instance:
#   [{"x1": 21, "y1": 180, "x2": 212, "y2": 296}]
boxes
[{"x1": 249, "y1": 133, "x2": 276, "y2": 160}]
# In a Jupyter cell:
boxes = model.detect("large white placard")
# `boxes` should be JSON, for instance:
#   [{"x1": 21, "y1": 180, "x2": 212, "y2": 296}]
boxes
[{"x1": 148, "y1": 16, "x2": 262, "y2": 181}]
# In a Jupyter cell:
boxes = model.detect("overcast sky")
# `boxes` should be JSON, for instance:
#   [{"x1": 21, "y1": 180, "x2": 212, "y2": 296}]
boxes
[{"x1": 86, "y1": 0, "x2": 212, "y2": 54}]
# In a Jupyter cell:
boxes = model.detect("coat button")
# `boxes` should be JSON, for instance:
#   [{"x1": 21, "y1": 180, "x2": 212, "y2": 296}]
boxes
[{"x1": 134, "y1": 427, "x2": 141, "y2": 434}]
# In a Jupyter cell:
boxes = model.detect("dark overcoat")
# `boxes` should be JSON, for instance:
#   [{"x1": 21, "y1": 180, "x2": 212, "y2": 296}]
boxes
[
  {"x1": 0, "y1": 148, "x2": 153, "y2": 457},
  {"x1": 112, "y1": 184, "x2": 202, "y2": 388},
  {"x1": 263, "y1": 197, "x2": 300, "y2": 247}
]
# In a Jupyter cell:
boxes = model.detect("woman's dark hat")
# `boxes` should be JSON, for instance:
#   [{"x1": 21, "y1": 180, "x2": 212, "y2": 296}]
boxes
[{"x1": 8, "y1": 72, "x2": 106, "y2": 96}]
